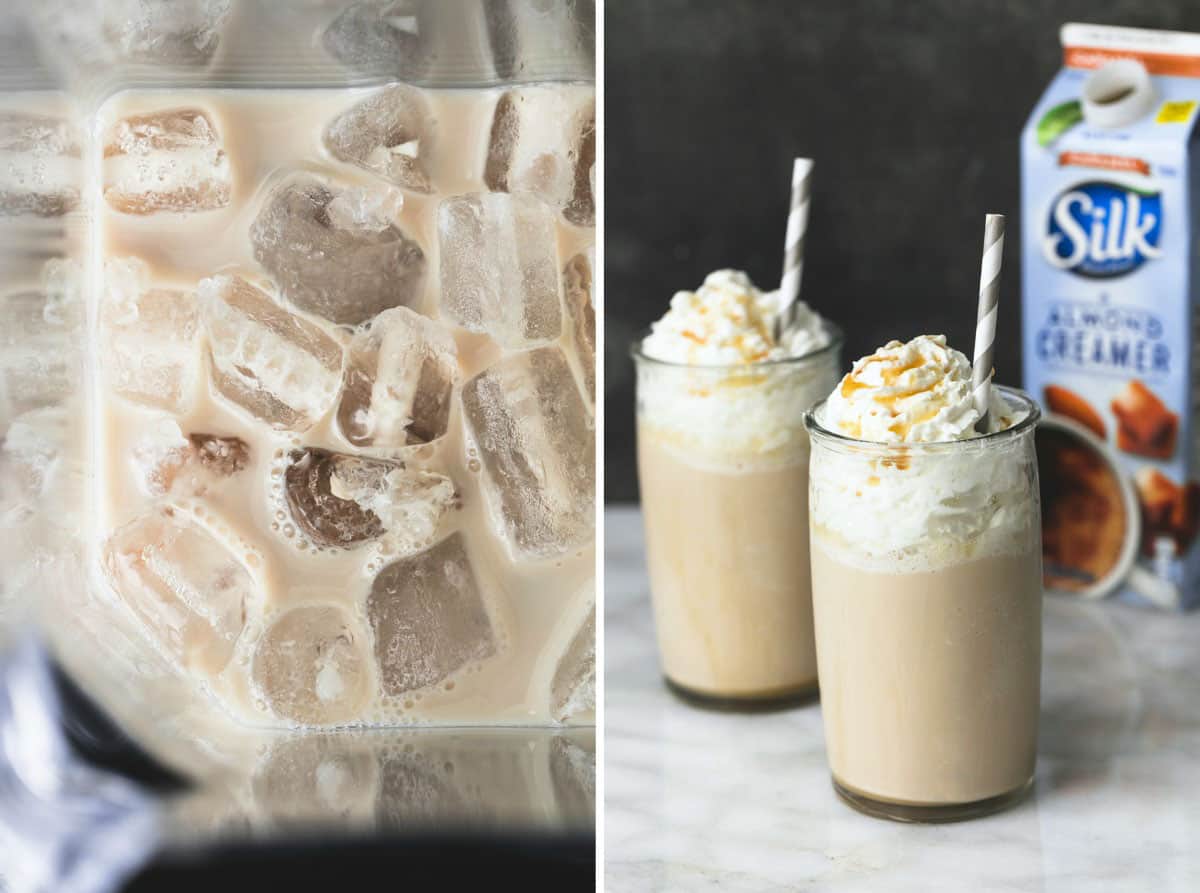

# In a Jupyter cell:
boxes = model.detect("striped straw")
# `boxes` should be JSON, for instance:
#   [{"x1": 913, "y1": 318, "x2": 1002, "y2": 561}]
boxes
[
  {"x1": 776, "y1": 157, "x2": 813, "y2": 341},
  {"x1": 972, "y1": 214, "x2": 1006, "y2": 433}
]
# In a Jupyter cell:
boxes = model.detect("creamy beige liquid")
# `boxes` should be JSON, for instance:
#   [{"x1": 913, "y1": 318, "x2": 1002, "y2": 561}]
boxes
[
  {"x1": 811, "y1": 543, "x2": 1042, "y2": 805},
  {"x1": 638, "y1": 431, "x2": 816, "y2": 699},
  {"x1": 92, "y1": 87, "x2": 595, "y2": 728}
]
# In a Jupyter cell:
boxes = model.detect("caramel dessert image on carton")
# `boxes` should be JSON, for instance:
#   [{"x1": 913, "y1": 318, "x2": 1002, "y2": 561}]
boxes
[
  {"x1": 1036, "y1": 422, "x2": 1129, "y2": 590},
  {"x1": 1022, "y1": 22, "x2": 1200, "y2": 608}
]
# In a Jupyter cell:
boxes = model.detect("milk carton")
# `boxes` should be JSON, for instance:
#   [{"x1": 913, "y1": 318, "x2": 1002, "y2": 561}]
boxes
[{"x1": 1022, "y1": 23, "x2": 1200, "y2": 609}]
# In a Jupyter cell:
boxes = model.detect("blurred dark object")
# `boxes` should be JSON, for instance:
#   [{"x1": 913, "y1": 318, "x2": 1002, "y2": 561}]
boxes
[
  {"x1": 51, "y1": 661, "x2": 190, "y2": 794},
  {"x1": 0, "y1": 636, "x2": 176, "y2": 893},
  {"x1": 127, "y1": 832, "x2": 594, "y2": 891}
]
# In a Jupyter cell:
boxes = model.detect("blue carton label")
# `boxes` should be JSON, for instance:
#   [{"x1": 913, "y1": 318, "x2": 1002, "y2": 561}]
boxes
[
  {"x1": 1041, "y1": 180, "x2": 1163, "y2": 277},
  {"x1": 1022, "y1": 31, "x2": 1200, "y2": 610}
]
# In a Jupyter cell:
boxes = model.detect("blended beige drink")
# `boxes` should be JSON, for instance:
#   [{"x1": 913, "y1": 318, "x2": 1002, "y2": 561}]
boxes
[
  {"x1": 634, "y1": 271, "x2": 841, "y2": 704},
  {"x1": 806, "y1": 335, "x2": 1042, "y2": 821}
]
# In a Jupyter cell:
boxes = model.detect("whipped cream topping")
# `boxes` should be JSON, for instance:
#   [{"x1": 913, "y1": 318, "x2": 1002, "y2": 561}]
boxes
[
  {"x1": 819, "y1": 335, "x2": 1017, "y2": 443},
  {"x1": 641, "y1": 269, "x2": 830, "y2": 365},
  {"x1": 636, "y1": 270, "x2": 838, "y2": 466},
  {"x1": 809, "y1": 438, "x2": 1039, "y2": 572},
  {"x1": 809, "y1": 336, "x2": 1037, "y2": 572}
]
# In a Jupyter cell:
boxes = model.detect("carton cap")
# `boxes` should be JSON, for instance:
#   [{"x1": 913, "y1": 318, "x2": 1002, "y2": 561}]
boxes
[{"x1": 1081, "y1": 60, "x2": 1157, "y2": 128}]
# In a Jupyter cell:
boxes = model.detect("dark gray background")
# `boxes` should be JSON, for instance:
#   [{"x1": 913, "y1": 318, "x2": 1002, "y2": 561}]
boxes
[{"x1": 604, "y1": 0, "x2": 1200, "y2": 502}]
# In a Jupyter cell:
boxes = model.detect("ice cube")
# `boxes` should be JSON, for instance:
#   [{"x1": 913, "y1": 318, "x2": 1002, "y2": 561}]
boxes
[
  {"x1": 131, "y1": 419, "x2": 249, "y2": 497},
  {"x1": 484, "y1": 87, "x2": 595, "y2": 227},
  {"x1": 103, "y1": 0, "x2": 231, "y2": 63},
  {"x1": 437, "y1": 192, "x2": 561, "y2": 348},
  {"x1": 0, "y1": 112, "x2": 81, "y2": 217},
  {"x1": 253, "y1": 605, "x2": 370, "y2": 726},
  {"x1": 0, "y1": 408, "x2": 68, "y2": 512},
  {"x1": 251, "y1": 734, "x2": 379, "y2": 826},
  {"x1": 565, "y1": 109, "x2": 596, "y2": 228},
  {"x1": 130, "y1": 419, "x2": 192, "y2": 497},
  {"x1": 102, "y1": 258, "x2": 200, "y2": 413},
  {"x1": 0, "y1": 283, "x2": 82, "y2": 423},
  {"x1": 460, "y1": 347, "x2": 594, "y2": 558},
  {"x1": 198, "y1": 274, "x2": 343, "y2": 432},
  {"x1": 251, "y1": 174, "x2": 425, "y2": 326},
  {"x1": 283, "y1": 448, "x2": 455, "y2": 553},
  {"x1": 484, "y1": 0, "x2": 596, "y2": 82},
  {"x1": 190, "y1": 432, "x2": 250, "y2": 476},
  {"x1": 550, "y1": 732, "x2": 595, "y2": 825},
  {"x1": 551, "y1": 609, "x2": 594, "y2": 722},
  {"x1": 322, "y1": 1, "x2": 422, "y2": 79},
  {"x1": 374, "y1": 733, "x2": 539, "y2": 827},
  {"x1": 376, "y1": 747, "x2": 467, "y2": 826},
  {"x1": 324, "y1": 84, "x2": 434, "y2": 194},
  {"x1": 103, "y1": 108, "x2": 231, "y2": 214},
  {"x1": 285, "y1": 450, "x2": 383, "y2": 547},
  {"x1": 562, "y1": 250, "x2": 595, "y2": 405},
  {"x1": 102, "y1": 506, "x2": 252, "y2": 675},
  {"x1": 337, "y1": 307, "x2": 457, "y2": 448},
  {"x1": 367, "y1": 532, "x2": 496, "y2": 695}
]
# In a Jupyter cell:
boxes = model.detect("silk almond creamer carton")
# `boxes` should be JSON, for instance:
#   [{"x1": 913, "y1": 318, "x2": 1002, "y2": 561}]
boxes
[{"x1": 1023, "y1": 23, "x2": 1200, "y2": 609}]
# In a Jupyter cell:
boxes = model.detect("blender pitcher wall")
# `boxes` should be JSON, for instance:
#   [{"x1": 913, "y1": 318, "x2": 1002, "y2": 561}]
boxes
[{"x1": 0, "y1": 1, "x2": 596, "y2": 737}]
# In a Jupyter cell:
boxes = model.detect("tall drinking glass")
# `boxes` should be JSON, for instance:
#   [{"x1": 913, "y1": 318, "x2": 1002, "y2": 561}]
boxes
[
  {"x1": 806, "y1": 387, "x2": 1042, "y2": 821},
  {"x1": 633, "y1": 329, "x2": 843, "y2": 706}
]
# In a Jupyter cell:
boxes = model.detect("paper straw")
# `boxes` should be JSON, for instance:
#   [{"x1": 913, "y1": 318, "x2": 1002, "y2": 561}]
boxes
[
  {"x1": 776, "y1": 157, "x2": 813, "y2": 341},
  {"x1": 973, "y1": 213, "x2": 1005, "y2": 433}
]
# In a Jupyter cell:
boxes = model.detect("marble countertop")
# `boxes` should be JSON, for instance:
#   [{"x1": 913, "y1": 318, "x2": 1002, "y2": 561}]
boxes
[{"x1": 604, "y1": 506, "x2": 1200, "y2": 892}]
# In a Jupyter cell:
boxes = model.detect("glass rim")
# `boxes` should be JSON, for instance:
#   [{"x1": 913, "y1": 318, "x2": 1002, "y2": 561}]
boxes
[
  {"x1": 803, "y1": 385, "x2": 1042, "y2": 453},
  {"x1": 628, "y1": 321, "x2": 845, "y2": 369}
]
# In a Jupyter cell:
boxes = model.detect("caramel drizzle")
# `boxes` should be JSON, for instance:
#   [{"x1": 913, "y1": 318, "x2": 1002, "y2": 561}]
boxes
[
  {"x1": 679, "y1": 291, "x2": 776, "y2": 364},
  {"x1": 837, "y1": 348, "x2": 948, "y2": 441}
]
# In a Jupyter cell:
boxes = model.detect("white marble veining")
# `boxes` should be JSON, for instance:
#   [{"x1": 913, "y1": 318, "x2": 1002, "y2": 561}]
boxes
[{"x1": 605, "y1": 506, "x2": 1200, "y2": 892}]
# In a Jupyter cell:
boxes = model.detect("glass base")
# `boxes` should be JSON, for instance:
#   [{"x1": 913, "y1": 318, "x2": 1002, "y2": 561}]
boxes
[
  {"x1": 663, "y1": 675, "x2": 818, "y2": 712},
  {"x1": 832, "y1": 775, "x2": 1033, "y2": 823}
]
